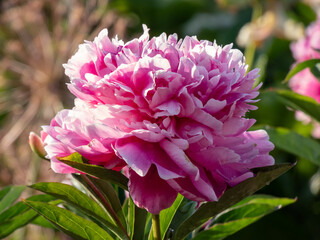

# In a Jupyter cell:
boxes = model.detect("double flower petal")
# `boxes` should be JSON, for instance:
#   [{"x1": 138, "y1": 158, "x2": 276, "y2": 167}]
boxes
[{"x1": 42, "y1": 25, "x2": 274, "y2": 214}]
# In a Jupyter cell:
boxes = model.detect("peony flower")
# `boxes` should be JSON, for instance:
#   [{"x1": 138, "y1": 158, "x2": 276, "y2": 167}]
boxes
[
  {"x1": 42, "y1": 25, "x2": 274, "y2": 214},
  {"x1": 290, "y1": 19, "x2": 320, "y2": 138}
]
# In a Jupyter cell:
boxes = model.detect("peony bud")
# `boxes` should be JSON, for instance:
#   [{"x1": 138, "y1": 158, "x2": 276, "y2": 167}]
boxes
[{"x1": 29, "y1": 132, "x2": 47, "y2": 159}]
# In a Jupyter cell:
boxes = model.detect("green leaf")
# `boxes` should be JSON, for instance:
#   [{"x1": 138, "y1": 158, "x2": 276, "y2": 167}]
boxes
[
  {"x1": 193, "y1": 195, "x2": 296, "y2": 240},
  {"x1": 123, "y1": 197, "x2": 150, "y2": 240},
  {"x1": 193, "y1": 218, "x2": 258, "y2": 240},
  {"x1": 58, "y1": 152, "x2": 85, "y2": 163},
  {"x1": 30, "y1": 182, "x2": 111, "y2": 222},
  {"x1": 128, "y1": 197, "x2": 135, "y2": 237},
  {"x1": 59, "y1": 160, "x2": 128, "y2": 190},
  {"x1": 127, "y1": 197, "x2": 148, "y2": 240},
  {"x1": 264, "y1": 126, "x2": 320, "y2": 165},
  {"x1": 0, "y1": 194, "x2": 56, "y2": 223},
  {"x1": 0, "y1": 208, "x2": 38, "y2": 238},
  {"x1": 274, "y1": 89, "x2": 320, "y2": 123},
  {"x1": 0, "y1": 186, "x2": 11, "y2": 201},
  {"x1": 0, "y1": 203, "x2": 61, "y2": 238},
  {"x1": 0, "y1": 195, "x2": 60, "y2": 238},
  {"x1": 31, "y1": 215, "x2": 56, "y2": 229},
  {"x1": 149, "y1": 194, "x2": 184, "y2": 240},
  {"x1": 310, "y1": 63, "x2": 320, "y2": 79},
  {"x1": 283, "y1": 58, "x2": 320, "y2": 83},
  {"x1": 159, "y1": 194, "x2": 184, "y2": 240},
  {"x1": 23, "y1": 200, "x2": 114, "y2": 240},
  {"x1": 0, "y1": 185, "x2": 26, "y2": 213},
  {"x1": 144, "y1": 214, "x2": 153, "y2": 240},
  {"x1": 169, "y1": 199, "x2": 197, "y2": 233},
  {"x1": 81, "y1": 176, "x2": 128, "y2": 231},
  {"x1": 171, "y1": 163, "x2": 294, "y2": 240},
  {"x1": 122, "y1": 198, "x2": 129, "y2": 220},
  {"x1": 132, "y1": 205, "x2": 148, "y2": 240},
  {"x1": 126, "y1": 197, "x2": 148, "y2": 240},
  {"x1": 30, "y1": 182, "x2": 127, "y2": 240}
]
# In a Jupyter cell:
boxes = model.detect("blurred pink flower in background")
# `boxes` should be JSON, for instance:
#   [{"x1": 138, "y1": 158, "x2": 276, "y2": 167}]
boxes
[
  {"x1": 290, "y1": 19, "x2": 320, "y2": 138},
  {"x1": 41, "y1": 25, "x2": 274, "y2": 214}
]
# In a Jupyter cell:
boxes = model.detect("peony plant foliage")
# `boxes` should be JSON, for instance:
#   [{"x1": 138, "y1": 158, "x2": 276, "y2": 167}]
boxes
[{"x1": 0, "y1": 25, "x2": 296, "y2": 240}]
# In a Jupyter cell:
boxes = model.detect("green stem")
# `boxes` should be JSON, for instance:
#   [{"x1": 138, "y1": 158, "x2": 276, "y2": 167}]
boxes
[
  {"x1": 152, "y1": 214, "x2": 161, "y2": 240},
  {"x1": 244, "y1": 43, "x2": 256, "y2": 72},
  {"x1": 245, "y1": 0, "x2": 262, "y2": 72}
]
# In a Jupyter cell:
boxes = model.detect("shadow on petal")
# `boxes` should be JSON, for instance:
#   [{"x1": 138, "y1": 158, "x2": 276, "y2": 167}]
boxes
[{"x1": 128, "y1": 165, "x2": 177, "y2": 214}]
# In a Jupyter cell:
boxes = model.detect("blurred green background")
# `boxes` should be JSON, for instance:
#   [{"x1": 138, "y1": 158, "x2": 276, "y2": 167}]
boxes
[{"x1": 1, "y1": 0, "x2": 320, "y2": 239}]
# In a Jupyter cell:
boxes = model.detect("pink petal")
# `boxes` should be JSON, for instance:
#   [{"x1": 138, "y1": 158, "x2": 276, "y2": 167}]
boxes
[
  {"x1": 204, "y1": 99, "x2": 227, "y2": 114},
  {"x1": 115, "y1": 138, "x2": 183, "y2": 179},
  {"x1": 190, "y1": 109, "x2": 223, "y2": 133},
  {"x1": 154, "y1": 100, "x2": 181, "y2": 117},
  {"x1": 50, "y1": 157, "x2": 81, "y2": 174},
  {"x1": 228, "y1": 172, "x2": 254, "y2": 187},
  {"x1": 128, "y1": 166, "x2": 177, "y2": 214},
  {"x1": 222, "y1": 118, "x2": 256, "y2": 136},
  {"x1": 160, "y1": 139, "x2": 199, "y2": 179},
  {"x1": 188, "y1": 146, "x2": 240, "y2": 171},
  {"x1": 131, "y1": 129, "x2": 165, "y2": 142}
]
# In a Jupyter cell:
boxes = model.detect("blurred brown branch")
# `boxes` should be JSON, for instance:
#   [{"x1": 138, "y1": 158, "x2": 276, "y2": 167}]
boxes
[
  {"x1": 0, "y1": 1, "x2": 129, "y2": 239},
  {"x1": 0, "y1": 0, "x2": 129, "y2": 186}
]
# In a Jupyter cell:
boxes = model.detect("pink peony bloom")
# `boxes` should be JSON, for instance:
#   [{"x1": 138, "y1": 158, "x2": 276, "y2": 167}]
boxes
[
  {"x1": 42, "y1": 25, "x2": 274, "y2": 214},
  {"x1": 290, "y1": 19, "x2": 320, "y2": 138}
]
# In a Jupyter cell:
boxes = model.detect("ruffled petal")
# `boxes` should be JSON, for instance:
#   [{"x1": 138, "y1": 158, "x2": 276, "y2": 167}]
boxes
[{"x1": 116, "y1": 138, "x2": 184, "y2": 179}]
